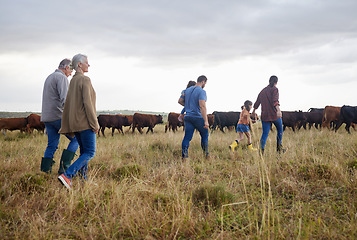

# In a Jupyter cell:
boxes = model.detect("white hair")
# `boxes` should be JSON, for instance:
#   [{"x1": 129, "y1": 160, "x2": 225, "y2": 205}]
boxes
[
  {"x1": 58, "y1": 58, "x2": 71, "y2": 69},
  {"x1": 71, "y1": 54, "x2": 87, "y2": 71}
]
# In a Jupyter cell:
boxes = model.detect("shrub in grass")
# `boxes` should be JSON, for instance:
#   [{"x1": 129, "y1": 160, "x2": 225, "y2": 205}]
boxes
[
  {"x1": 0, "y1": 207, "x2": 21, "y2": 233},
  {"x1": 298, "y1": 163, "x2": 331, "y2": 181},
  {"x1": 4, "y1": 136, "x2": 16, "y2": 142},
  {"x1": 153, "y1": 193, "x2": 172, "y2": 210},
  {"x1": 192, "y1": 184, "x2": 235, "y2": 210},
  {"x1": 11, "y1": 173, "x2": 48, "y2": 194},
  {"x1": 347, "y1": 160, "x2": 357, "y2": 170},
  {"x1": 150, "y1": 141, "x2": 172, "y2": 151},
  {"x1": 112, "y1": 164, "x2": 142, "y2": 180}
]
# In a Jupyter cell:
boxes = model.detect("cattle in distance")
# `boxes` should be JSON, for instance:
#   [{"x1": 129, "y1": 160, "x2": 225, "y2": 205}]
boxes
[
  {"x1": 132, "y1": 113, "x2": 163, "y2": 134},
  {"x1": 97, "y1": 114, "x2": 129, "y2": 137},
  {"x1": 26, "y1": 113, "x2": 45, "y2": 133},
  {"x1": 335, "y1": 105, "x2": 357, "y2": 133},
  {"x1": 321, "y1": 106, "x2": 341, "y2": 130},
  {"x1": 299, "y1": 111, "x2": 323, "y2": 130},
  {"x1": 0, "y1": 117, "x2": 28, "y2": 136},
  {"x1": 165, "y1": 112, "x2": 184, "y2": 133},
  {"x1": 282, "y1": 111, "x2": 307, "y2": 132}
]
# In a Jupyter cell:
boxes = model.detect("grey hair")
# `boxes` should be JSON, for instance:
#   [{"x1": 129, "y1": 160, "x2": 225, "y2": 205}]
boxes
[
  {"x1": 71, "y1": 54, "x2": 88, "y2": 71},
  {"x1": 58, "y1": 58, "x2": 71, "y2": 69}
]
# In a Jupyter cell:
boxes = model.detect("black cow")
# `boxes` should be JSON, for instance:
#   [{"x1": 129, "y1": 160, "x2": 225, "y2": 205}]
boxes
[
  {"x1": 308, "y1": 108, "x2": 324, "y2": 113},
  {"x1": 212, "y1": 111, "x2": 240, "y2": 133},
  {"x1": 299, "y1": 111, "x2": 323, "y2": 130},
  {"x1": 335, "y1": 105, "x2": 357, "y2": 133},
  {"x1": 282, "y1": 111, "x2": 307, "y2": 132}
]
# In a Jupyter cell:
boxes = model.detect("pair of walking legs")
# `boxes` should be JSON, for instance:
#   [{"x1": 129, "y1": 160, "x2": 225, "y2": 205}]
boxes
[
  {"x1": 63, "y1": 129, "x2": 96, "y2": 180},
  {"x1": 260, "y1": 118, "x2": 284, "y2": 152},
  {"x1": 182, "y1": 116, "x2": 209, "y2": 159},
  {"x1": 41, "y1": 119, "x2": 78, "y2": 174}
]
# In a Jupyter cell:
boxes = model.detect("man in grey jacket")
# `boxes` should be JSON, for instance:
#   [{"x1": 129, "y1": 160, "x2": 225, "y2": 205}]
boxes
[{"x1": 41, "y1": 59, "x2": 79, "y2": 174}]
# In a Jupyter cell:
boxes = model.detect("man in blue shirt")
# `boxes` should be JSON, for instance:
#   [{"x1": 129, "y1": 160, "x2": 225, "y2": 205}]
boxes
[{"x1": 178, "y1": 75, "x2": 209, "y2": 159}]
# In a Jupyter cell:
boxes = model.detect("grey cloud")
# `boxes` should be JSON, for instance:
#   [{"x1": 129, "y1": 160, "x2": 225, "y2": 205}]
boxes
[{"x1": 1, "y1": 0, "x2": 357, "y2": 66}]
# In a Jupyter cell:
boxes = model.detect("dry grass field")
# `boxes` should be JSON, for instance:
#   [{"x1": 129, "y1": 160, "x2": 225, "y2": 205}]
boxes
[{"x1": 0, "y1": 123, "x2": 357, "y2": 239}]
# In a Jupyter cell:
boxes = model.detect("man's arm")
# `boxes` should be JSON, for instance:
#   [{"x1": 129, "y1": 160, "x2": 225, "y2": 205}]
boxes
[
  {"x1": 276, "y1": 105, "x2": 282, "y2": 118},
  {"x1": 199, "y1": 99, "x2": 209, "y2": 129}
]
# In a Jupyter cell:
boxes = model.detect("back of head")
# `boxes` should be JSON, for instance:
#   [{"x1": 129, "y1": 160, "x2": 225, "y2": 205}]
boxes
[
  {"x1": 244, "y1": 100, "x2": 253, "y2": 111},
  {"x1": 269, "y1": 75, "x2": 278, "y2": 87},
  {"x1": 197, "y1": 75, "x2": 207, "y2": 83},
  {"x1": 186, "y1": 80, "x2": 196, "y2": 88},
  {"x1": 71, "y1": 54, "x2": 87, "y2": 71},
  {"x1": 58, "y1": 59, "x2": 71, "y2": 70}
]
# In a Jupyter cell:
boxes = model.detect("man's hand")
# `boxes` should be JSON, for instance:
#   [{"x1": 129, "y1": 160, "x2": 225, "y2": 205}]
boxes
[{"x1": 204, "y1": 121, "x2": 209, "y2": 129}]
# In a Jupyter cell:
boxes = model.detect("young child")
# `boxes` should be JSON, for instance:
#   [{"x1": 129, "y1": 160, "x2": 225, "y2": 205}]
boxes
[
  {"x1": 229, "y1": 100, "x2": 257, "y2": 152},
  {"x1": 178, "y1": 80, "x2": 196, "y2": 122}
]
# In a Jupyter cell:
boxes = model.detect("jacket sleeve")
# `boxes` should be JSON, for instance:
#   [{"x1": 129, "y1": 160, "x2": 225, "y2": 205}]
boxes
[
  {"x1": 82, "y1": 78, "x2": 99, "y2": 131},
  {"x1": 253, "y1": 93, "x2": 261, "y2": 109}
]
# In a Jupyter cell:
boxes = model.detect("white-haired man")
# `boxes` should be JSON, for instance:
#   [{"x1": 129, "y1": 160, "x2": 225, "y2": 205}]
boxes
[{"x1": 41, "y1": 59, "x2": 79, "y2": 174}]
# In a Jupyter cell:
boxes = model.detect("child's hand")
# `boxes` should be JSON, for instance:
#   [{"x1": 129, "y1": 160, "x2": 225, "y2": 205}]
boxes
[{"x1": 178, "y1": 114, "x2": 184, "y2": 122}]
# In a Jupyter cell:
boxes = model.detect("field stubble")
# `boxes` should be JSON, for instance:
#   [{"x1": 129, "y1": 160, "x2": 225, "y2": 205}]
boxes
[{"x1": 0, "y1": 124, "x2": 357, "y2": 239}]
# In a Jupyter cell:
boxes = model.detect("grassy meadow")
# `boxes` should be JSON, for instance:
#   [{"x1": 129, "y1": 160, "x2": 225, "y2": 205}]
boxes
[{"x1": 0, "y1": 123, "x2": 357, "y2": 239}]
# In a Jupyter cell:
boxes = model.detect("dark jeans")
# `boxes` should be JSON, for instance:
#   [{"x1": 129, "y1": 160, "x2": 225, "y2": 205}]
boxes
[
  {"x1": 44, "y1": 119, "x2": 78, "y2": 159},
  {"x1": 260, "y1": 118, "x2": 283, "y2": 150},
  {"x1": 182, "y1": 116, "x2": 209, "y2": 158}
]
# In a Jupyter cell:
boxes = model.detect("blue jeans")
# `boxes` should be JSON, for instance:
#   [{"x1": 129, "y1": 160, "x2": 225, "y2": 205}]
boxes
[
  {"x1": 182, "y1": 116, "x2": 209, "y2": 158},
  {"x1": 260, "y1": 118, "x2": 283, "y2": 150},
  {"x1": 64, "y1": 129, "x2": 96, "y2": 180},
  {"x1": 44, "y1": 119, "x2": 79, "y2": 159}
]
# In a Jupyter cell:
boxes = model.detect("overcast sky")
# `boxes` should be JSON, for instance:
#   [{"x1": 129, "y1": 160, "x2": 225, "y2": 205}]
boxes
[{"x1": 1, "y1": 0, "x2": 356, "y2": 114}]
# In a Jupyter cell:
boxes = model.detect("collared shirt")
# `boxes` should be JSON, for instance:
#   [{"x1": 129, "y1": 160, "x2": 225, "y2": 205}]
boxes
[
  {"x1": 41, "y1": 69, "x2": 69, "y2": 122},
  {"x1": 253, "y1": 85, "x2": 280, "y2": 121}
]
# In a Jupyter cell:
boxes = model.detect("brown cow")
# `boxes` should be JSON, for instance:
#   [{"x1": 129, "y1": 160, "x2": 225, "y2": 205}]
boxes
[
  {"x1": 97, "y1": 114, "x2": 128, "y2": 137},
  {"x1": 0, "y1": 117, "x2": 28, "y2": 136},
  {"x1": 111, "y1": 115, "x2": 134, "y2": 134},
  {"x1": 165, "y1": 112, "x2": 184, "y2": 133},
  {"x1": 26, "y1": 113, "x2": 45, "y2": 133},
  {"x1": 132, "y1": 113, "x2": 163, "y2": 134},
  {"x1": 321, "y1": 106, "x2": 341, "y2": 129},
  {"x1": 207, "y1": 114, "x2": 215, "y2": 130},
  {"x1": 113, "y1": 114, "x2": 131, "y2": 135},
  {"x1": 121, "y1": 115, "x2": 134, "y2": 133}
]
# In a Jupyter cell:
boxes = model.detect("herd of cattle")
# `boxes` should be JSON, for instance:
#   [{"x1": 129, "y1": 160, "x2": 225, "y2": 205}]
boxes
[
  {"x1": 0, "y1": 113, "x2": 45, "y2": 135},
  {"x1": 1, "y1": 105, "x2": 357, "y2": 136},
  {"x1": 166, "y1": 105, "x2": 357, "y2": 134}
]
